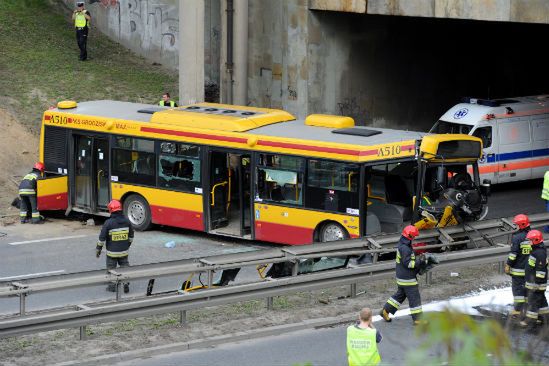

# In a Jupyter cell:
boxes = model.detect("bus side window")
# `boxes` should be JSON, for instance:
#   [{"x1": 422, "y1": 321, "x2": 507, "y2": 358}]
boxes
[{"x1": 472, "y1": 126, "x2": 492, "y2": 148}]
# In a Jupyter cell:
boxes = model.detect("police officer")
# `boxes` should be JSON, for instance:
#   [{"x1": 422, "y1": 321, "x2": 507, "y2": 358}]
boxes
[
  {"x1": 72, "y1": 2, "x2": 91, "y2": 61},
  {"x1": 18, "y1": 162, "x2": 44, "y2": 224},
  {"x1": 96, "y1": 200, "x2": 134, "y2": 293},
  {"x1": 347, "y1": 307, "x2": 382, "y2": 366},
  {"x1": 159, "y1": 92, "x2": 178, "y2": 107},
  {"x1": 505, "y1": 214, "x2": 531, "y2": 319},
  {"x1": 521, "y1": 230, "x2": 548, "y2": 327},
  {"x1": 381, "y1": 225, "x2": 425, "y2": 325}
]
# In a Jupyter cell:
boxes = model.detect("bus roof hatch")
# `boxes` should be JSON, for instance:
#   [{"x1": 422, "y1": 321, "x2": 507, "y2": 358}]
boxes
[{"x1": 150, "y1": 103, "x2": 295, "y2": 132}]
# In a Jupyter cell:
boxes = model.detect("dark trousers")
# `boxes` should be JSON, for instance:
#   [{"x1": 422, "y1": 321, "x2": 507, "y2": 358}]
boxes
[
  {"x1": 106, "y1": 256, "x2": 129, "y2": 290},
  {"x1": 19, "y1": 194, "x2": 40, "y2": 223},
  {"x1": 76, "y1": 29, "x2": 88, "y2": 60},
  {"x1": 511, "y1": 276, "x2": 527, "y2": 312},
  {"x1": 525, "y1": 289, "x2": 549, "y2": 323},
  {"x1": 384, "y1": 284, "x2": 423, "y2": 321}
]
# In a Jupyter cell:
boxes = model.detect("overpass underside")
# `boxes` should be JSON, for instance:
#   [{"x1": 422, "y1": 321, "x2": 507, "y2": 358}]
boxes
[{"x1": 201, "y1": 1, "x2": 549, "y2": 131}]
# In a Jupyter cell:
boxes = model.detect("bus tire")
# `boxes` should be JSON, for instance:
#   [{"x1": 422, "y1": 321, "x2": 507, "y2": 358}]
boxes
[
  {"x1": 123, "y1": 194, "x2": 152, "y2": 231},
  {"x1": 319, "y1": 222, "x2": 349, "y2": 242}
]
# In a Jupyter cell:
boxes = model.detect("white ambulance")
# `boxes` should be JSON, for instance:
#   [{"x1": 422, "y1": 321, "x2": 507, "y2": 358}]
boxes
[{"x1": 430, "y1": 95, "x2": 549, "y2": 184}]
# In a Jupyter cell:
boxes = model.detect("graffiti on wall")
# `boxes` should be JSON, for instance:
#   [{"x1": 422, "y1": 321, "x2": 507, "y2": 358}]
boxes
[
  {"x1": 337, "y1": 97, "x2": 370, "y2": 124},
  {"x1": 86, "y1": 0, "x2": 178, "y2": 68}
]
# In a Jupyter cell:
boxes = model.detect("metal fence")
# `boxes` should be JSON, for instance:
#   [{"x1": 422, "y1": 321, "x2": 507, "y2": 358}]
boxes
[{"x1": 1, "y1": 212, "x2": 548, "y2": 339}]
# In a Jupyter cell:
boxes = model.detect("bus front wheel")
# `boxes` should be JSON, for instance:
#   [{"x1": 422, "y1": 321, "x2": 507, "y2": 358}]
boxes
[
  {"x1": 320, "y1": 222, "x2": 348, "y2": 242},
  {"x1": 123, "y1": 194, "x2": 152, "y2": 231}
]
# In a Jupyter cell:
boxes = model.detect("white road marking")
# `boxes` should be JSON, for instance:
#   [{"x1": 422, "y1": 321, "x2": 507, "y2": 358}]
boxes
[
  {"x1": 8, "y1": 234, "x2": 88, "y2": 246},
  {"x1": 0, "y1": 270, "x2": 66, "y2": 281}
]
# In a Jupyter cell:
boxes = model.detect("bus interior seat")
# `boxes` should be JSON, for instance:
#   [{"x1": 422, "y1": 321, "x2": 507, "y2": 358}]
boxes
[
  {"x1": 283, "y1": 183, "x2": 297, "y2": 201},
  {"x1": 368, "y1": 200, "x2": 411, "y2": 234},
  {"x1": 365, "y1": 212, "x2": 381, "y2": 235},
  {"x1": 270, "y1": 185, "x2": 285, "y2": 201}
]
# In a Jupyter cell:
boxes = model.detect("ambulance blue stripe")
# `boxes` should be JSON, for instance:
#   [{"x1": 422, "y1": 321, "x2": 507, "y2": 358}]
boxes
[{"x1": 483, "y1": 148, "x2": 549, "y2": 164}]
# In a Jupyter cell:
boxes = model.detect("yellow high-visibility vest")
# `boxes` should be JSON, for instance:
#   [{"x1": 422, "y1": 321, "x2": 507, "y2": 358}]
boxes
[
  {"x1": 75, "y1": 11, "x2": 89, "y2": 28},
  {"x1": 346, "y1": 325, "x2": 381, "y2": 366},
  {"x1": 542, "y1": 171, "x2": 549, "y2": 200}
]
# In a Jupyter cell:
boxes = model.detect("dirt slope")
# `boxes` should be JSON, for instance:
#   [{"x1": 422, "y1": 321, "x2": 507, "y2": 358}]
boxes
[{"x1": 0, "y1": 106, "x2": 38, "y2": 222}]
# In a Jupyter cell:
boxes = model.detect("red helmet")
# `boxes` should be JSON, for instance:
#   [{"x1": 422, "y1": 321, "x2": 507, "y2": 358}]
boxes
[
  {"x1": 402, "y1": 225, "x2": 420, "y2": 240},
  {"x1": 33, "y1": 162, "x2": 45, "y2": 172},
  {"x1": 107, "y1": 199, "x2": 122, "y2": 213},
  {"x1": 526, "y1": 230, "x2": 543, "y2": 245},
  {"x1": 513, "y1": 214, "x2": 530, "y2": 230}
]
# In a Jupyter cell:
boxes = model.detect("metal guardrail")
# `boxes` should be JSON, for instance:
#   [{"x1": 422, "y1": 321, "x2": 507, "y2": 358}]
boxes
[
  {"x1": 0, "y1": 246, "x2": 510, "y2": 338},
  {"x1": 0, "y1": 212, "x2": 548, "y2": 339}
]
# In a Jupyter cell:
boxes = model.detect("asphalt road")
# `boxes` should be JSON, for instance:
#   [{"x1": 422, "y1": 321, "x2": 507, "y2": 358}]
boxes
[
  {"x1": 0, "y1": 179, "x2": 545, "y2": 315},
  {"x1": 114, "y1": 315, "x2": 548, "y2": 366},
  {"x1": 116, "y1": 317, "x2": 421, "y2": 366}
]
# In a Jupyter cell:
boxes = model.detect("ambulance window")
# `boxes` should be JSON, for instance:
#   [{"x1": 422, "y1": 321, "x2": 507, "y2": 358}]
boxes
[{"x1": 472, "y1": 127, "x2": 492, "y2": 148}]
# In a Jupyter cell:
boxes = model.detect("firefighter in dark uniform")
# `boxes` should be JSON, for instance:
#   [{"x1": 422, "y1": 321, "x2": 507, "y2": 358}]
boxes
[
  {"x1": 96, "y1": 200, "x2": 134, "y2": 293},
  {"x1": 521, "y1": 230, "x2": 548, "y2": 327},
  {"x1": 505, "y1": 214, "x2": 531, "y2": 319},
  {"x1": 18, "y1": 162, "x2": 44, "y2": 224},
  {"x1": 381, "y1": 225, "x2": 425, "y2": 325},
  {"x1": 72, "y1": 2, "x2": 91, "y2": 61}
]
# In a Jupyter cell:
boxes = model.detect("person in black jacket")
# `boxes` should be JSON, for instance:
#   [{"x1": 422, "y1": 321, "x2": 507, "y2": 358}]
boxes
[
  {"x1": 521, "y1": 230, "x2": 548, "y2": 327},
  {"x1": 505, "y1": 214, "x2": 531, "y2": 319},
  {"x1": 96, "y1": 199, "x2": 134, "y2": 293},
  {"x1": 19, "y1": 162, "x2": 45, "y2": 224},
  {"x1": 381, "y1": 225, "x2": 426, "y2": 325}
]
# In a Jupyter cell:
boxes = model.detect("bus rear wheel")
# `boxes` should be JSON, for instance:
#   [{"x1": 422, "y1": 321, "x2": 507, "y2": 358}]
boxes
[
  {"x1": 320, "y1": 222, "x2": 348, "y2": 242},
  {"x1": 123, "y1": 194, "x2": 152, "y2": 231}
]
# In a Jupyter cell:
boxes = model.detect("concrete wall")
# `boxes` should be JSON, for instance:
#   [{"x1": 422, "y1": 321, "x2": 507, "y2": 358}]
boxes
[
  {"x1": 65, "y1": 0, "x2": 180, "y2": 70},
  {"x1": 310, "y1": 0, "x2": 549, "y2": 25},
  {"x1": 246, "y1": 0, "x2": 310, "y2": 117},
  {"x1": 305, "y1": 13, "x2": 549, "y2": 130}
]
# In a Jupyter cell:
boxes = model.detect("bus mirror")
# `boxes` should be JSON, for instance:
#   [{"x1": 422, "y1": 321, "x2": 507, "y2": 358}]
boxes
[{"x1": 481, "y1": 179, "x2": 491, "y2": 197}]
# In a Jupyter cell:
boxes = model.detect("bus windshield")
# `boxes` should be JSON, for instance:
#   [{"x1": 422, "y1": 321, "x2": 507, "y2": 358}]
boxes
[{"x1": 430, "y1": 120, "x2": 472, "y2": 135}]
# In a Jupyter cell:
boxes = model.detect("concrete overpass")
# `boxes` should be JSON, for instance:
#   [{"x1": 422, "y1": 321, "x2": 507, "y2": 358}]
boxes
[{"x1": 73, "y1": 0, "x2": 549, "y2": 130}]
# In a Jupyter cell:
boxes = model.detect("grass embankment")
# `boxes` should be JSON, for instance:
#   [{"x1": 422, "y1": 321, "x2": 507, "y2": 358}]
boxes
[{"x1": 0, "y1": 0, "x2": 178, "y2": 132}]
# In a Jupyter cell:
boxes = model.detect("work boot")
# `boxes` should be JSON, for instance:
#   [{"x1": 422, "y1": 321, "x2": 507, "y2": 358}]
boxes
[
  {"x1": 380, "y1": 309, "x2": 392, "y2": 322},
  {"x1": 123, "y1": 283, "x2": 130, "y2": 293},
  {"x1": 509, "y1": 309, "x2": 521, "y2": 321},
  {"x1": 31, "y1": 219, "x2": 44, "y2": 224},
  {"x1": 20, "y1": 219, "x2": 28, "y2": 224}
]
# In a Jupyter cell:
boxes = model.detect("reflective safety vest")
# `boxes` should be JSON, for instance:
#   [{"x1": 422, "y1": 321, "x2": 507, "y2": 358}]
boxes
[
  {"x1": 346, "y1": 325, "x2": 381, "y2": 366},
  {"x1": 74, "y1": 11, "x2": 88, "y2": 28},
  {"x1": 18, "y1": 171, "x2": 39, "y2": 195},
  {"x1": 543, "y1": 171, "x2": 549, "y2": 200},
  {"x1": 159, "y1": 100, "x2": 175, "y2": 107}
]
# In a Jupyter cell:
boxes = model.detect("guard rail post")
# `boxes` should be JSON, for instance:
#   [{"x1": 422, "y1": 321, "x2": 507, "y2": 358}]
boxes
[
  {"x1": 425, "y1": 272, "x2": 433, "y2": 285},
  {"x1": 292, "y1": 261, "x2": 299, "y2": 276},
  {"x1": 498, "y1": 261, "x2": 505, "y2": 274},
  {"x1": 350, "y1": 283, "x2": 357, "y2": 298},
  {"x1": 19, "y1": 293, "x2": 26, "y2": 316},
  {"x1": 179, "y1": 310, "x2": 187, "y2": 326},
  {"x1": 115, "y1": 282, "x2": 121, "y2": 301}
]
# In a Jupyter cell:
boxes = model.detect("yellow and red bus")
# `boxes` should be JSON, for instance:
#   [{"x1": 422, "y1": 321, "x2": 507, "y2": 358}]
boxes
[{"x1": 37, "y1": 100, "x2": 487, "y2": 245}]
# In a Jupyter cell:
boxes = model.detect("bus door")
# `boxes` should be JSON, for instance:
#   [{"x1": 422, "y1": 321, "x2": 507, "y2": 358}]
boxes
[
  {"x1": 208, "y1": 150, "x2": 252, "y2": 238},
  {"x1": 73, "y1": 135, "x2": 110, "y2": 213}
]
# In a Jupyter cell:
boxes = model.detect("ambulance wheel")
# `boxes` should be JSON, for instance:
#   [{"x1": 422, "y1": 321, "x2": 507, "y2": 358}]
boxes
[
  {"x1": 123, "y1": 194, "x2": 152, "y2": 231},
  {"x1": 319, "y1": 222, "x2": 348, "y2": 242}
]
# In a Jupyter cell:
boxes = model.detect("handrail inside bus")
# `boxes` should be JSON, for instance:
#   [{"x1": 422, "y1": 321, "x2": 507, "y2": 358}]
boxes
[{"x1": 211, "y1": 181, "x2": 228, "y2": 206}]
